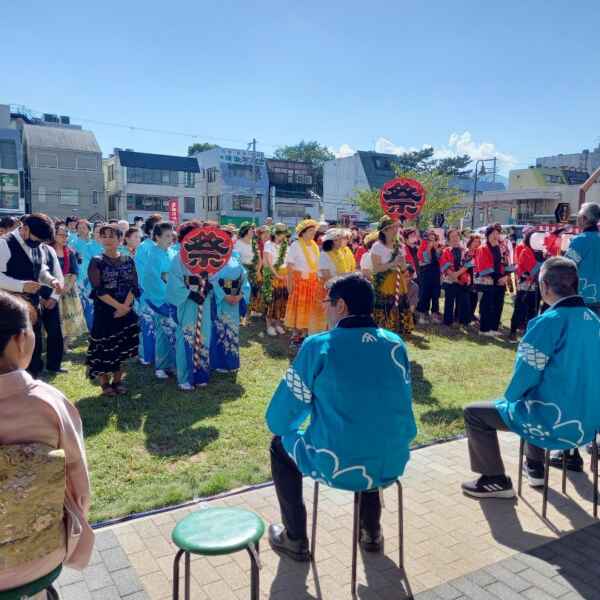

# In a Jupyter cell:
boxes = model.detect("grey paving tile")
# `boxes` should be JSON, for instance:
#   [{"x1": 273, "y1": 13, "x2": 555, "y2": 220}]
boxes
[
  {"x1": 122, "y1": 593, "x2": 151, "y2": 600},
  {"x1": 91, "y1": 585, "x2": 122, "y2": 600},
  {"x1": 61, "y1": 580, "x2": 93, "y2": 600},
  {"x1": 486, "y1": 581, "x2": 526, "y2": 600},
  {"x1": 83, "y1": 563, "x2": 113, "y2": 592},
  {"x1": 466, "y1": 570, "x2": 496, "y2": 587},
  {"x1": 58, "y1": 566, "x2": 85, "y2": 586},
  {"x1": 101, "y1": 545, "x2": 131, "y2": 573},
  {"x1": 111, "y1": 566, "x2": 143, "y2": 597},
  {"x1": 447, "y1": 577, "x2": 498, "y2": 600},
  {"x1": 95, "y1": 529, "x2": 120, "y2": 551},
  {"x1": 484, "y1": 563, "x2": 531, "y2": 593},
  {"x1": 429, "y1": 583, "x2": 464, "y2": 600},
  {"x1": 518, "y1": 567, "x2": 572, "y2": 597}
]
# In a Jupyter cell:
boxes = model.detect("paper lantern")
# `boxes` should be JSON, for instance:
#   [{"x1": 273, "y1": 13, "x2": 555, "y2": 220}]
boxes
[
  {"x1": 180, "y1": 225, "x2": 233, "y2": 275},
  {"x1": 380, "y1": 177, "x2": 426, "y2": 221}
]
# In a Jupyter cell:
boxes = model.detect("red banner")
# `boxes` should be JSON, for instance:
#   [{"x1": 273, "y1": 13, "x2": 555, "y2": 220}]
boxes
[
  {"x1": 168, "y1": 198, "x2": 180, "y2": 225},
  {"x1": 380, "y1": 177, "x2": 426, "y2": 222},
  {"x1": 180, "y1": 225, "x2": 233, "y2": 275}
]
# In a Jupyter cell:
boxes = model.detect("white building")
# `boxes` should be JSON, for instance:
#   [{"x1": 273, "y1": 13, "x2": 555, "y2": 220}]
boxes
[{"x1": 104, "y1": 149, "x2": 202, "y2": 223}]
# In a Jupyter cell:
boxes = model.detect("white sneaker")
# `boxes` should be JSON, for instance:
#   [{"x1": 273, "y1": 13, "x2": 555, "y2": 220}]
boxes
[
  {"x1": 196, "y1": 383, "x2": 208, "y2": 388},
  {"x1": 267, "y1": 326, "x2": 278, "y2": 336},
  {"x1": 155, "y1": 369, "x2": 169, "y2": 380},
  {"x1": 178, "y1": 383, "x2": 194, "y2": 391},
  {"x1": 479, "y1": 330, "x2": 496, "y2": 337},
  {"x1": 417, "y1": 314, "x2": 428, "y2": 325},
  {"x1": 139, "y1": 358, "x2": 150, "y2": 366},
  {"x1": 275, "y1": 325, "x2": 286, "y2": 335}
]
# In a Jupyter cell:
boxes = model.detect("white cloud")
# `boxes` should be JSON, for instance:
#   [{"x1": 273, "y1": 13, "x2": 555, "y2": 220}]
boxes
[{"x1": 329, "y1": 143, "x2": 356, "y2": 158}]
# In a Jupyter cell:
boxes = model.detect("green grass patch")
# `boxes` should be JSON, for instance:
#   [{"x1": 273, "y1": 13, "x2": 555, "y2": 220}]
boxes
[{"x1": 47, "y1": 305, "x2": 517, "y2": 523}]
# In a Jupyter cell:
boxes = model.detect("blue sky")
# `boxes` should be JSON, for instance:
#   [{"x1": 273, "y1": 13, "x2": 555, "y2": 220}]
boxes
[{"x1": 4, "y1": 0, "x2": 600, "y2": 173}]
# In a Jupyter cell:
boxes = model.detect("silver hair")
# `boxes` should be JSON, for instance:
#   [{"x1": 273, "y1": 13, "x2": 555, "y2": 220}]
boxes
[
  {"x1": 540, "y1": 256, "x2": 579, "y2": 297},
  {"x1": 579, "y1": 202, "x2": 600, "y2": 226}
]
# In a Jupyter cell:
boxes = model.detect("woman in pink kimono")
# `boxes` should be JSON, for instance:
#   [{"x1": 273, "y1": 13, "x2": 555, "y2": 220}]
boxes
[{"x1": 0, "y1": 291, "x2": 94, "y2": 594}]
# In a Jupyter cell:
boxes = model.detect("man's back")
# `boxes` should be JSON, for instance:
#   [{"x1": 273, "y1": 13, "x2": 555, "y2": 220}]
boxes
[
  {"x1": 566, "y1": 230, "x2": 600, "y2": 305},
  {"x1": 267, "y1": 317, "x2": 417, "y2": 491}
]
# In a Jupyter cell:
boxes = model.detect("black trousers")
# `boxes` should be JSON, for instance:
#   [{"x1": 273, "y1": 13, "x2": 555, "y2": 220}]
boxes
[
  {"x1": 479, "y1": 286, "x2": 505, "y2": 332},
  {"x1": 510, "y1": 290, "x2": 539, "y2": 335},
  {"x1": 28, "y1": 317, "x2": 44, "y2": 377},
  {"x1": 41, "y1": 303, "x2": 64, "y2": 371},
  {"x1": 443, "y1": 283, "x2": 470, "y2": 326},
  {"x1": 464, "y1": 401, "x2": 544, "y2": 476},
  {"x1": 270, "y1": 436, "x2": 382, "y2": 541},
  {"x1": 417, "y1": 269, "x2": 441, "y2": 315}
]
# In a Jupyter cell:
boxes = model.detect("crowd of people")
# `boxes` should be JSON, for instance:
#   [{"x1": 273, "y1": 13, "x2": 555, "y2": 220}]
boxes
[{"x1": 1, "y1": 203, "x2": 600, "y2": 395}]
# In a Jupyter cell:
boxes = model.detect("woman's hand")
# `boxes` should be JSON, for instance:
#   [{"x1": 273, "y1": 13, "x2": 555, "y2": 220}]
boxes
[
  {"x1": 225, "y1": 295, "x2": 242, "y2": 305},
  {"x1": 114, "y1": 303, "x2": 131, "y2": 318}
]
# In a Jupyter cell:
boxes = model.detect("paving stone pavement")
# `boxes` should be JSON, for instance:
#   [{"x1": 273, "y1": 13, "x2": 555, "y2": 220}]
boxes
[{"x1": 56, "y1": 434, "x2": 600, "y2": 599}]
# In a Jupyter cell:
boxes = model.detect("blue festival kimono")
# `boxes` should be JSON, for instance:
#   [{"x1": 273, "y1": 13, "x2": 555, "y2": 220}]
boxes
[
  {"x1": 68, "y1": 235, "x2": 98, "y2": 330},
  {"x1": 565, "y1": 229, "x2": 600, "y2": 306},
  {"x1": 135, "y1": 238, "x2": 157, "y2": 364},
  {"x1": 266, "y1": 316, "x2": 417, "y2": 491},
  {"x1": 166, "y1": 255, "x2": 213, "y2": 387},
  {"x1": 209, "y1": 255, "x2": 251, "y2": 373},
  {"x1": 496, "y1": 296, "x2": 600, "y2": 450},
  {"x1": 141, "y1": 244, "x2": 177, "y2": 372}
]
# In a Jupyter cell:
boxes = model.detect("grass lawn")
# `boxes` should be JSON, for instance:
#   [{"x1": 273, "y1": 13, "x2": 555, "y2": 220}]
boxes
[{"x1": 47, "y1": 305, "x2": 517, "y2": 523}]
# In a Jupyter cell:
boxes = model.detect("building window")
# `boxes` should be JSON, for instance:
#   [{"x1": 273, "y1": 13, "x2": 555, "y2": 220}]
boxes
[
  {"x1": 0, "y1": 173, "x2": 18, "y2": 187},
  {"x1": 58, "y1": 153, "x2": 76, "y2": 169},
  {"x1": 77, "y1": 155, "x2": 98, "y2": 170},
  {"x1": 126, "y1": 194, "x2": 169, "y2": 212},
  {"x1": 184, "y1": 172, "x2": 195, "y2": 187},
  {"x1": 92, "y1": 191, "x2": 99, "y2": 205},
  {"x1": 0, "y1": 191, "x2": 19, "y2": 210},
  {"x1": 38, "y1": 152, "x2": 58, "y2": 168},
  {"x1": 373, "y1": 157, "x2": 391, "y2": 171},
  {"x1": 60, "y1": 188, "x2": 80, "y2": 206},
  {"x1": 184, "y1": 197, "x2": 195, "y2": 213},
  {"x1": 207, "y1": 195, "x2": 220, "y2": 211},
  {"x1": 206, "y1": 167, "x2": 218, "y2": 183},
  {"x1": 231, "y1": 194, "x2": 262, "y2": 211},
  {"x1": 277, "y1": 203, "x2": 308, "y2": 218},
  {"x1": 107, "y1": 164, "x2": 115, "y2": 181},
  {"x1": 109, "y1": 194, "x2": 118, "y2": 212},
  {"x1": 38, "y1": 186, "x2": 46, "y2": 203},
  {"x1": 127, "y1": 167, "x2": 179, "y2": 186},
  {"x1": 0, "y1": 140, "x2": 17, "y2": 169}
]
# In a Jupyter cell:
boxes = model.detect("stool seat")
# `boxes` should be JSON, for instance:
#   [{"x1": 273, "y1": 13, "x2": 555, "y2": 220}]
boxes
[{"x1": 172, "y1": 508, "x2": 265, "y2": 556}]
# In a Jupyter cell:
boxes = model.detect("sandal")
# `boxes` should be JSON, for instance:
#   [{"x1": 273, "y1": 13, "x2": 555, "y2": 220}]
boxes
[
  {"x1": 112, "y1": 382, "x2": 128, "y2": 395},
  {"x1": 101, "y1": 384, "x2": 117, "y2": 397}
]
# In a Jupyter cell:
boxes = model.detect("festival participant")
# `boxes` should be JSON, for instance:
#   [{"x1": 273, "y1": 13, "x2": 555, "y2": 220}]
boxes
[
  {"x1": 263, "y1": 223, "x2": 290, "y2": 337},
  {"x1": 340, "y1": 229, "x2": 357, "y2": 272},
  {"x1": 141, "y1": 222, "x2": 177, "y2": 380},
  {"x1": 284, "y1": 219, "x2": 322, "y2": 344},
  {"x1": 319, "y1": 228, "x2": 354, "y2": 283},
  {"x1": 354, "y1": 232, "x2": 369, "y2": 266},
  {"x1": 0, "y1": 213, "x2": 63, "y2": 377},
  {"x1": 266, "y1": 273, "x2": 416, "y2": 559},
  {"x1": 464, "y1": 234, "x2": 482, "y2": 324},
  {"x1": 135, "y1": 214, "x2": 163, "y2": 365},
  {"x1": 0, "y1": 216, "x2": 19, "y2": 237},
  {"x1": 566, "y1": 202, "x2": 600, "y2": 315},
  {"x1": 509, "y1": 229, "x2": 542, "y2": 341},
  {"x1": 234, "y1": 222, "x2": 262, "y2": 317},
  {"x1": 359, "y1": 231, "x2": 379, "y2": 279},
  {"x1": 69, "y1": 219, "x2": 95, "y2": 330},
  {"x1": 210, "y1": 245, "x2": 251, "y2": 373},
  {"x1": 65, "y1": 216, "x2": 78, "y2": 244},
  {"x1": 371, "y1": 216, "x2": 413, "y2": 334},
  {"x1": 416, "y1": 229, "x2": 442, "y2": 324},
  {"x1": 133, "y1": 216, "x2": 145, "y2": 230},
  {"x1": 117, "y1": 220, "x2": 129, "y2": 236},
  {"x1": 166, "y1": 222, "x2": 214, "y2": 391},
  {"x1": 86, "y1": 225, "x2": 139, "y2": 396},
  {"x1": 403, "y1": 228, "x2": 421, "y2": 319},
  {"x1": 440, "y1": 229, "x2": 471, "y2": 327},
  {"x1": 544, "y1": 227, "x2": 565, "y2": 258},
  {"x1": 122, "y1": 227, "x2": 141, "y2": 258},
  {"x1": 462, "y1": 257, "x2": 600, "y2": 497},
  {"x1": 475, "y1": 224, "x2": 510, "y2": 336},
  {"x1": 51, "y1": 222, "x2": 87, "y2": 353},
  {"x1": 0, "y1": 292, "x2": 94, "y2": 592},
  {"x1": 90, "y1": 222, "x2": 105, "y2": 257}
]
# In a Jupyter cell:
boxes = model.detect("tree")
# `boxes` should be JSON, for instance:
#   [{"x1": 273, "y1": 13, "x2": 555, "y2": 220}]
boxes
[
  {"x1": 274, "y1": 140, "x2": 335, "y2": 196},
  {"x1": 187, "y1": 142, "x2": 218, "y2": 156},
  {"x1": 435, "y1": 154, "x2": 472, "y2": 177}
]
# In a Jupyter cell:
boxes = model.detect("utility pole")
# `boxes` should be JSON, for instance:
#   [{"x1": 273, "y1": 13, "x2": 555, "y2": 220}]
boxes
[
  {"x1": 470, "y1": 157, "x2": 498, "y2": 229},
  {"x1": 248, "y1": 138, "x2": 257, "y2": 224}
]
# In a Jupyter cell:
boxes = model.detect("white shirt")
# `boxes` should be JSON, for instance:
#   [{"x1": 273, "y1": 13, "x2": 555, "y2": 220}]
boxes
[
  {"x1": 360, "y1": 251, "x2": 373, "y2": 272},
  {"x1": 263, "y1": 241, "x2": 287, "y2": 265},
  {"x1": 234, "y1": 239, "x2": 254, "y2": 265},
  {"x1": 44, "y1": 245, "x2": 65, "y2": 301},
  {"x1": 0, "y1": 229, "x2": 61, "y2": 299},
  {"x1": 318, "y1": 251, "x2": 337, "y2": 278},
  {"x1": 371, "y1": 241, "x2": 393, "y2": 265},
  {"x1": 285, "y1": 240, "x2": 318, "y2": 276}
]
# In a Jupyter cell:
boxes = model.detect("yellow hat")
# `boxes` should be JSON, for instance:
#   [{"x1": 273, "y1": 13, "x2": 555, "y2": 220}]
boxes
[
  {"x1": 295, "y1": 218, "x2": 319, "y2": 235},
  {"x1": 364, "y1": 231, "x2": 379, "y2": 246}
]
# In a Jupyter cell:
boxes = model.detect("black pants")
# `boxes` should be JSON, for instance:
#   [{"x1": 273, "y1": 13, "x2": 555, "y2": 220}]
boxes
[
  {"x1": 479, "y1": 285, "x2": 505, "y2": 332},
  {"x1": 417, "y1": 269, "x2": 441, "y2": 315},
  {"x1": 510, "y1": 290, "x2": 539, "y2": 335},
  {"x1": 41, "y1": 303, "x2": 64, "y2": 371},
  {"x1": 28, "y1": 317, "x2": 44, "y2": 377},
  {"x1": 270, "y1": 436, "x2": 381, "y2": 541},
  {"x1": 469, "y1": 290, "x2": 479, "y2": 322},
  {"x1": 464, "y1": 401, "x2": 544, "y2": 476},
  {"x1": 443, "y1": 283, "x2": 470, "y2": 326}
]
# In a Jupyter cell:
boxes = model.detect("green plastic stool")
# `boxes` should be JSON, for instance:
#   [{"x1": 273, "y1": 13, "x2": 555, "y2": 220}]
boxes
[
  {"x1": 171, "y1": 507, "x2": 265, "y2": 600},
  {"x1": 0, "y1": 565, "x2": 62, "y2": 600}
]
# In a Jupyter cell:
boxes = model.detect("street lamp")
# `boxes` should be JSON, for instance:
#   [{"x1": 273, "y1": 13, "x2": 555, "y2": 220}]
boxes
[{"x1": 470, "y1": 158, "x2": 497, "y2": 228}]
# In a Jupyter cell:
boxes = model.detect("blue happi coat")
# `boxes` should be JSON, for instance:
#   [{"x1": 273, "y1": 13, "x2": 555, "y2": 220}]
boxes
[
  {"x1": 209, "y1": 255, "x2": 250, "y2": 372},
  {"x1": 266, "y1": 316, "x2": 417, "y2": 491},
  {"x1": 166, "y1": 255, "x2": 213, "y2": 386},
  {"x1": 135, "y1": 238, "x2": 157, "y2": 363},
  {"x1": 565, "y1": 229, "x2": 600, "y2": 306},
  {"x1": 68, "y1": 235, "x2": 99, "y2": 330},
  {"x1": 141, "y1": 244, "x2": 177, "y2": 372},
  {"x1": 496, "y1": 296, "x2": 600, "y2": 450}
]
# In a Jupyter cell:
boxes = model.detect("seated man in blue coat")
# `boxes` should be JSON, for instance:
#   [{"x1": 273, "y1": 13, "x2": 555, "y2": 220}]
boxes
[
  {"x1": 462, "y1": 257, "x2": 600, "y2": 498},
  {"x1": 266, "y1": 273, "x2": 417, "y2": 561}
]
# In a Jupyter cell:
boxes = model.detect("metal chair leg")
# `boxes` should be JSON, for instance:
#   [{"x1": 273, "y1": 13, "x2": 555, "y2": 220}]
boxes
[
  {"x1": 247, "y1": 542, "x2": 260, "y2": 600},
  {"x1": 542, "y1": 450, "x2": 551, "y2": 519},
  {"x1": 184, "y1": 552, "x2": 190, "y2": 600},
  {"x1": 518, "y1": 438, "x2": 524, "y2": 496},
  {"x1": 562, "y1": 451, "x2": 567, "y2": 494},
  {"x1": 593, "y1": 433, "x2": 599, "y2": 519},
  {"x1": 397, "y1": 480, "x2": 403, "y2": 570},
  {"x1": 311, "y1": 481, "x2": 319, "y2": 560},
  {"x1": 351, "y1": 492, "x2": 361, "y2": 598},
  {"x1": 172, "y1": 549, "x2": 184, "y2": 600}
]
